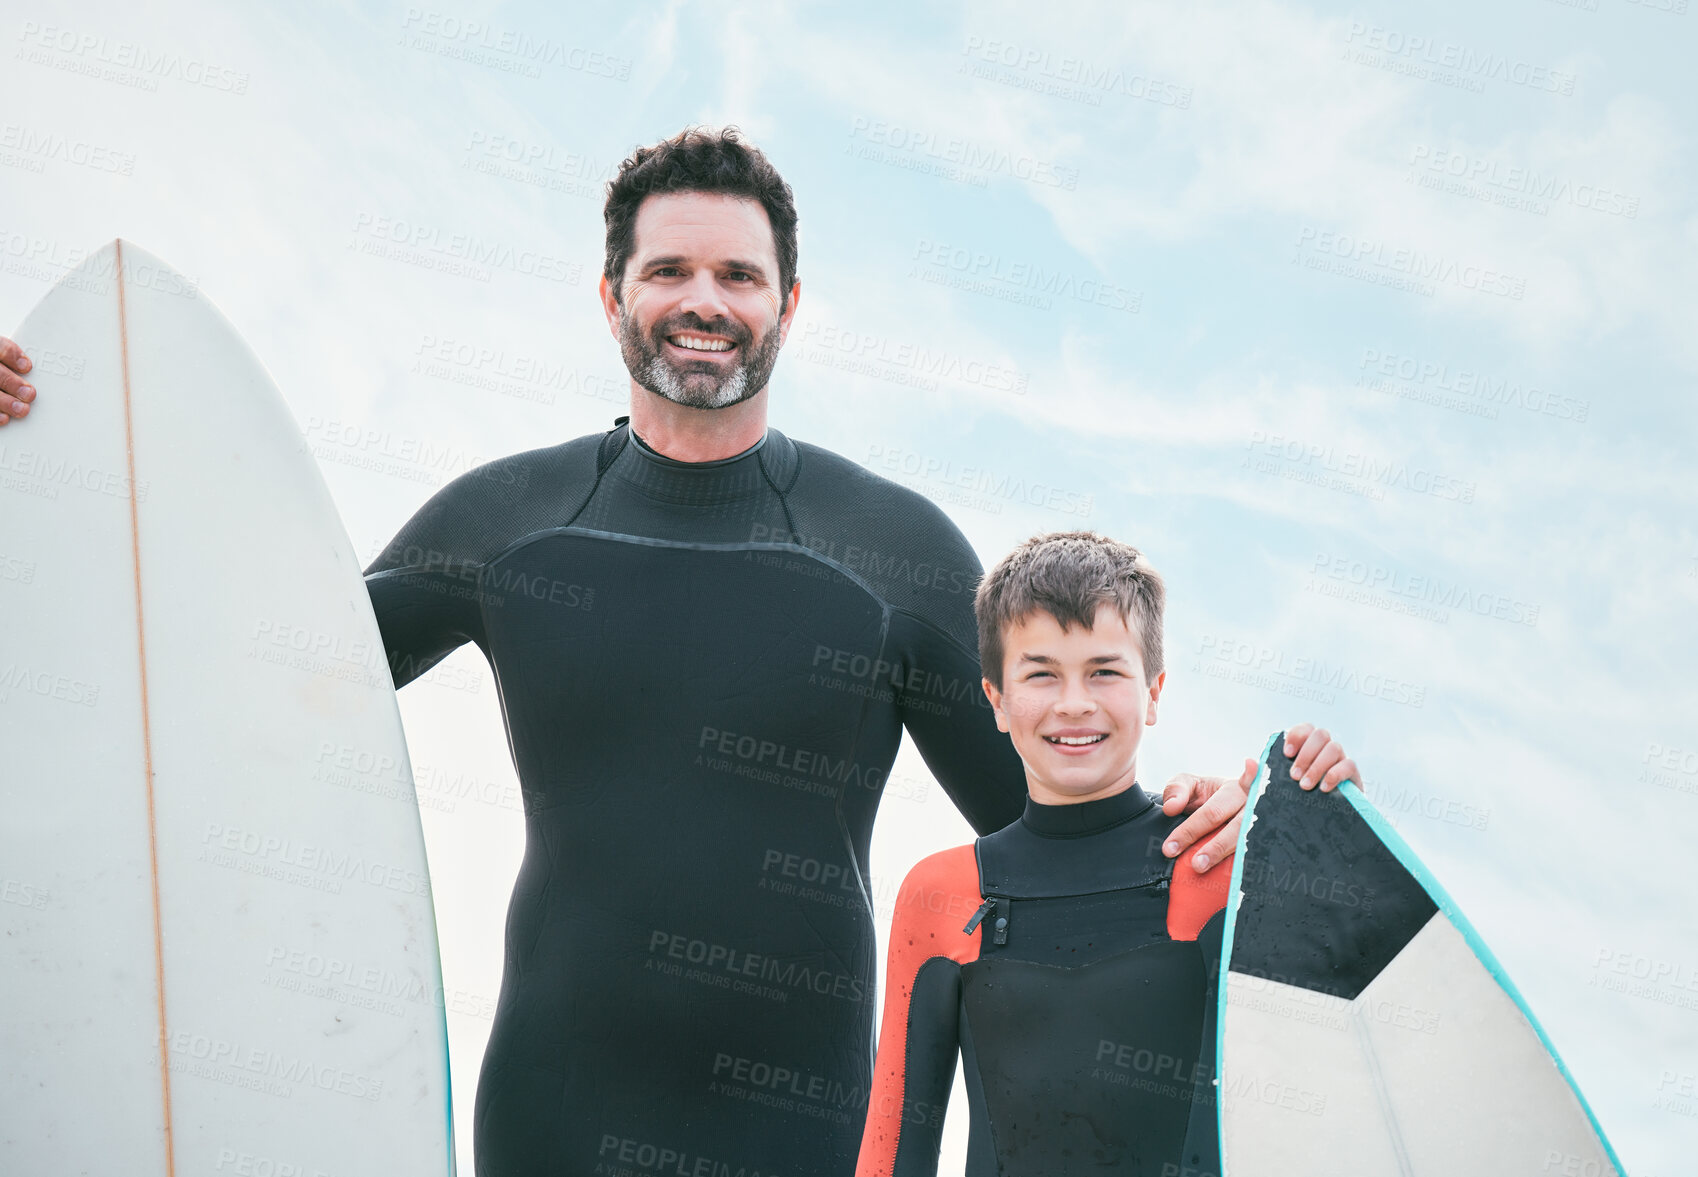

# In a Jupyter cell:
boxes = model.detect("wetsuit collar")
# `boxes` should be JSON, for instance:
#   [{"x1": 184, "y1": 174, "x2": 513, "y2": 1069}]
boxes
[
  {"x1": 1020, "y1": 784, "x2": 1154, "y2": 837},
  {"x1": 606, "y1": 423, "x2": 769, "y2": 506},
  {"x1": 608, "y1": 422, "x2": 800, "y2": 508},
  {"x1": 629, "y1": 426, "x2": 769, "y2": 468}
]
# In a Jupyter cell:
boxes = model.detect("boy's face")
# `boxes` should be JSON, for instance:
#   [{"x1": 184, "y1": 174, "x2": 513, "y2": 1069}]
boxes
[{"x1": 982, "y1": 603, "x2": 1165, "y2": 807}]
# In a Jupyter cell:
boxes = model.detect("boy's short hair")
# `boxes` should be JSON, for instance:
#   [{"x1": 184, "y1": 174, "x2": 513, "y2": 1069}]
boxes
[
  {"x1": 602, "y1": 126, "x2": 799, "y2": 311},
  {"x1": 975, "y1": 531, "x2": 1165, "y2": 689}
]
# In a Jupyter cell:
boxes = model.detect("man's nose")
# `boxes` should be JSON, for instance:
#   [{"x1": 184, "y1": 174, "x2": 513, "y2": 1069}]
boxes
[{"x1": 676, "y1": 269, "x2": 731, "y2": 322}]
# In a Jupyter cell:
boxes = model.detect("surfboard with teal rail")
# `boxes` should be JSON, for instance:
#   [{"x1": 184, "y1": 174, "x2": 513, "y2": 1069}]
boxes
[{"x1": 1215, "y1": 731, "x2": 1622, "y2": 1177}]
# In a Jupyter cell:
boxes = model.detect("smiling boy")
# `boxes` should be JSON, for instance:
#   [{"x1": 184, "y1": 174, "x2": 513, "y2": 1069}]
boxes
[{"x1": 856, "y1": 531, "x2": 1359, "y2": 1177}]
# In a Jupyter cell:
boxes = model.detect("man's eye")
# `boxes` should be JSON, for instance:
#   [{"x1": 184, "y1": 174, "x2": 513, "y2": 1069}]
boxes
[
  {"x1": 652, "y1": 267, "x2": 683, "y2": 277},
  {"x1": 725, "y1": 271, "x2": 753, "y2": 282}
]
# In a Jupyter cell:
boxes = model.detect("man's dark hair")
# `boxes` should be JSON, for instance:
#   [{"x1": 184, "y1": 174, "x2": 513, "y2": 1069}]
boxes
[
  {"x1": 603, "y1": 126, "x2": 799, "y2": 310},
  {"x1": 975, "y1": 531, "x2": 1165, "y2": 690}
]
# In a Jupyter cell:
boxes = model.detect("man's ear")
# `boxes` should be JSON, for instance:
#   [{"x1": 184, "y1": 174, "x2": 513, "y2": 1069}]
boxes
[
  {"x1": 776, "y1": 278, "x2": 802, "y2": 346},
  {"x1": 982, "y1": 676, "x2": 1010, "y2": 734},
  {"x1": 598, "y1": 273, "x2": 622, "y2": 338},
  {"x1": 1145, "y1": 670, "x2": 1166, "y2": 726}
]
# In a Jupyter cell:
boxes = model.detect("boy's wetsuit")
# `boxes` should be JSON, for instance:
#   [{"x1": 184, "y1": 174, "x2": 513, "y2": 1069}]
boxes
[
  {"x1": 362, "y1": 421, "x2": 1027, "y2": 1177},
  {"x1": 858, "y1": 784, "x2": 1231, "y2": 1177}
]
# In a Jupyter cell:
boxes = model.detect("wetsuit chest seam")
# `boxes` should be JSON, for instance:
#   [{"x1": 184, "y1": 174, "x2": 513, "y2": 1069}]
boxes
[{"x1": 475, "y1": 525, "x2": 893, "y2": 607}]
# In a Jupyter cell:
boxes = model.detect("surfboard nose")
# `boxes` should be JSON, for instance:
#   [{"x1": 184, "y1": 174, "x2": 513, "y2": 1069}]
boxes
[{"x1": 2, "y1": 238, "x2": 453, "y2": 1175}]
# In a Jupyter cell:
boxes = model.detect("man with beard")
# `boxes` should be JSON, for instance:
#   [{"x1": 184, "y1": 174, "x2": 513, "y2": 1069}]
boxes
[{"x1": 0, "y1": 128, "x2": 1347, "y2": 1177}]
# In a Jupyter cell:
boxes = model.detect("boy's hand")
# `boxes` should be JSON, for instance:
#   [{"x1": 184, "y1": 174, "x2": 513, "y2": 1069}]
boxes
[
  {"x1": 1285, "y1": 722, "x2": 1361, "y2": 794},
  {"x1": 0, "y1": 335, "x2": 36, "y2": 425},
  {"x1": 1158, "y1": 723, "x2": 1365, "y2": 873},
  {"x1": 1159, "y1": 757, "x2": 1257, "y2": 874}
]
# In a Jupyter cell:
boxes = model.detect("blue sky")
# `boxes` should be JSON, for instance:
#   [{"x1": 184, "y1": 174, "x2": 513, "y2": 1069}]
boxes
[{"x1": 4, "y1": 0, "x2": 1694, "y2": 1170}]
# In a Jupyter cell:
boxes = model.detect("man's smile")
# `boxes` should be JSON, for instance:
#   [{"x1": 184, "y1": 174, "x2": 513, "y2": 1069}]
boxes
[{"x1": 667, "y1": 332, "x2": 736, "y2": 353}]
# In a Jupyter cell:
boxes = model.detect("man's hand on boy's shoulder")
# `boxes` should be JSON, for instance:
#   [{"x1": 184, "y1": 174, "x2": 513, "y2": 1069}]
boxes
[
  {"x1": 1158, "y1": 723, "x2": 1362, "y2": 874},
  {"x1": 1157, "y1": 760, "x2": 1258, "y2": 875}
]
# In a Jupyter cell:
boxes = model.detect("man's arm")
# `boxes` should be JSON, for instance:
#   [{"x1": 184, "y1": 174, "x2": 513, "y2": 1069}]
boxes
[
  {"x1": 364, "y1": 558, "x2": 482, "y2": 689},
  {"x1": 359, "y1": 436, "x2": 602, "y2": 688},
  {"x1": 857, "y1": 846, "x2": 981, "y2": 1177},
  {"x1": 891, "y1": 610, "x2": 1028, "y2": 835},
  {"x1": 361, "y1": 465, "x2": 514, "y2": 688}
]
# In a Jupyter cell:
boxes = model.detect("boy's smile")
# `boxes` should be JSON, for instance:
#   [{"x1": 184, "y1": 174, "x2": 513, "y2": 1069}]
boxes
[{"x1": 982, "y1": 603, "x2": 1165, "y2": 806}]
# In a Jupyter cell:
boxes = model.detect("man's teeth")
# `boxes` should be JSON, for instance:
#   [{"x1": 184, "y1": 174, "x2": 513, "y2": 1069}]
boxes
[
  {"x1": 1047, "y1": 734, "x2": 1106, "y2": 745},
  {"x1": 670, "y1": 335, "x2": 734, "y2": 352}
]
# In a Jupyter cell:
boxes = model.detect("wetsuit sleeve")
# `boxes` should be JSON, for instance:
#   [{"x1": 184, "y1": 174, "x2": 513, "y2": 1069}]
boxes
[
  {"x1": 891, "y1": 611, "x2": 1028, "y2": 837},
  {"x1": 362, "y1": 475, "x2": 492, "y2": 689},
  {"x1": 781, "y1": 440, "x2": 1028, "y2": 834},
  {"x1": 359, "y1": 439, "x2": 601, "y2": 689},
  {"x1": 881, "y1": 497, "x2": 1026, "y2": 838},
  {"x1": 858, "y1": 845, "x2": 983, "y2": 1177}
]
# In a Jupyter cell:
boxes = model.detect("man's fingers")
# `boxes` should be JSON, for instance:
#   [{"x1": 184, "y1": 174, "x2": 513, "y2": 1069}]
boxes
[
  {"x1": 0, "y1": 337, "x2": 31, "y2": 374},
  {"x1": 1163, "y1": 807, "x2": 1208, "y2": 857},
  {"x1": 1160, "y1": 772, "x2": 1198, "y2": 815},
  {"x1": 1282, "y1": 722, "x2": 1313, "y2": 757},
  {"x1": 1164, "y1": 774, "x2": 1245, "y2": 858},
  {"x1": 1320, "y1": 757, "x2": 1360, "y2": 793},
  {"x1": 1291, "y1": 726, "x2": 1330, "y2": 774},
  {"x1": 1161, "y1": 774, "x2": 1224, "y2": 854},
  {"x1": 1291, "y1": 727, "x2": 1332, "y2": 788},
  {"x1": 0, "y1": 364, "x2": 36, "y2": 404},
  {"x1": 1308, "y1": 741, "x2": 1342, "y2": 789},
  {"x1": 0, "y1": 338, "x2": 38, "y2": 420},
  {"x1": 1191, "y1": 814, "x2": 1242, "y2": 873},
  {"x1": 0, "y1": 378, "x2": 37, "y2": 426},
  {"x1": 1303, "y1": 741, "x2": 1338, "y2": 782},
  {"x1": 1193, "y1": 774, "x2": 1248, "y2": 828}
]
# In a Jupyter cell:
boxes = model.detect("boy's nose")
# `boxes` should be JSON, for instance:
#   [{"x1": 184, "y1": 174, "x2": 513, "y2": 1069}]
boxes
[{"x1": 1053, "y1": 687, "x2": 1097, "y2": 714}]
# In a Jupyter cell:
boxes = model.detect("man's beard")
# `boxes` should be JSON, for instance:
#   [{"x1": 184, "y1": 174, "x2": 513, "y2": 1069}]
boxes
[{"x1": 617, "y1": 307, "x2": 782, "y2": 410}]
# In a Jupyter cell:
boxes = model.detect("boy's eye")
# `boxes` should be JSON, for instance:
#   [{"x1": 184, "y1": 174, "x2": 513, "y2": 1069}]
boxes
[{"x1": 1092, "y1": 668, "x2": 1123, "y2": 677}]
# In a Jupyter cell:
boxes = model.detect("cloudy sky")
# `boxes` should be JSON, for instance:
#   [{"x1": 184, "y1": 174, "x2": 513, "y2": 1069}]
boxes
[{"x1": 4, "y1": 0, "x2": 1694, "y2": 1171}]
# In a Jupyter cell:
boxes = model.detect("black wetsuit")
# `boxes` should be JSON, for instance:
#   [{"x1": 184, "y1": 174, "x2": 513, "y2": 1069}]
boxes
[
  {"x1": 363, "y1": 421, "x2": 1026, "y2": 1177},
  {"x1": 859, "y1": 784, "x2": 1229, "y2": 1177}
]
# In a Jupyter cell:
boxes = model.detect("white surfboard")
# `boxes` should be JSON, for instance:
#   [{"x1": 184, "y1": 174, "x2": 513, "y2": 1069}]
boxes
[
  {"x1": 1, "y1": 241, "x2": 454, "y2": 1175},
  {"x1": 1215, "y1": 731, "x2": 1622, "y2": 1177}
]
